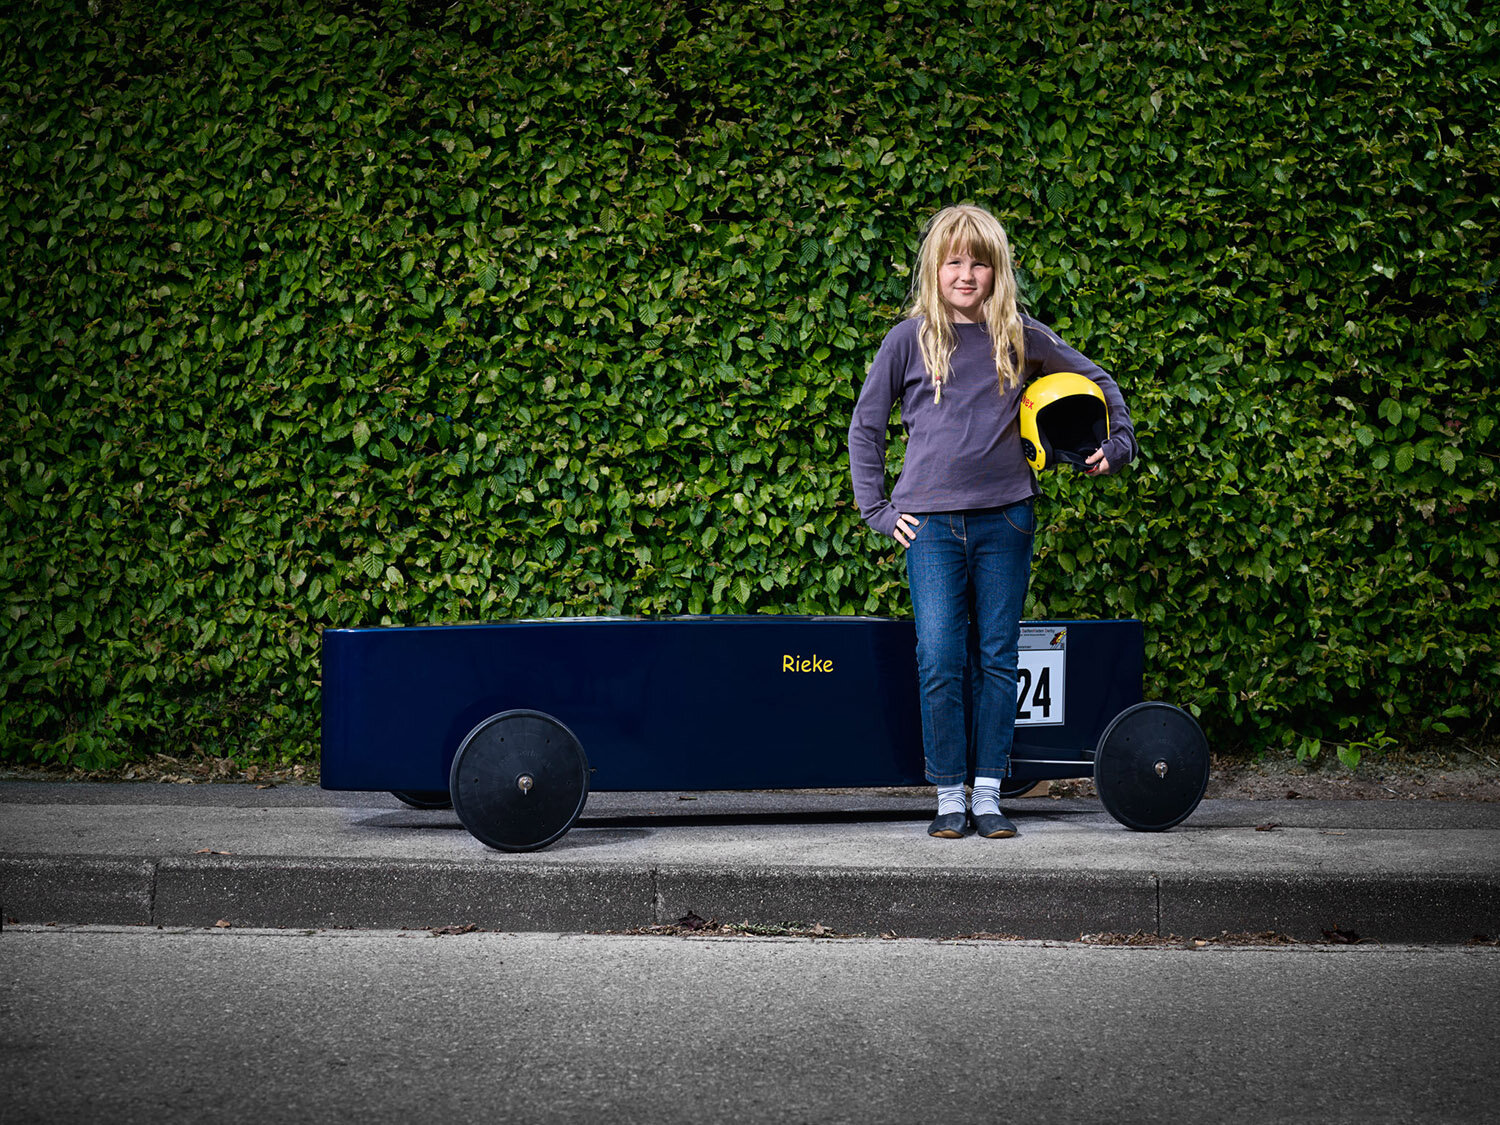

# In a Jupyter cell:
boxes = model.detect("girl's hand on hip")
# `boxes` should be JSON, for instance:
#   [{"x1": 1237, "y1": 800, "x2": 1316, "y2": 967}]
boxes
[
  {"x1": 1085, "y1": 449, "x2": 1111, "y2": 476},
  {"x1": 892, "y1": 513, "x2": 919, "y2": 549}
]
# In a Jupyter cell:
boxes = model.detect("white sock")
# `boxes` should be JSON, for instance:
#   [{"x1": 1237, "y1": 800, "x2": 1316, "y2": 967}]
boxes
[
  {"x1": 937, "y1": 784, "x2": 967, "y2": 816},
  {"x1": 971, "y1": 776, "x2": 1002, "y2": 817}
]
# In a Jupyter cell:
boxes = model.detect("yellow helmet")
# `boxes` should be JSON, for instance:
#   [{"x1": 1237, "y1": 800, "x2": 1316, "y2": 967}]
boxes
[{"x1": 1019, "y1": 372, "x2": 1109, "y2": 472}]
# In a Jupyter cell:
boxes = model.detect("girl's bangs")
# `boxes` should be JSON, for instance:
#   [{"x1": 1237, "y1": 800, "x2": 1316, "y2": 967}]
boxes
[{"x1": 938, "y1": 216, "x2": 1002, "y2": 266}]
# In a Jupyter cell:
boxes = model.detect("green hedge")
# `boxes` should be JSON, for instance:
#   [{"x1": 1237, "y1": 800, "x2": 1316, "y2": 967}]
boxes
[{"x1": 3, "y1": 0, "x2": 1496, "y2": 770}]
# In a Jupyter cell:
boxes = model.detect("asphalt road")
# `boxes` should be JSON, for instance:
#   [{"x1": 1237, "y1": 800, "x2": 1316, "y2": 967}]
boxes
[{"x1": 4, "y1": 926, "x2": 1496, "y2": 1124}]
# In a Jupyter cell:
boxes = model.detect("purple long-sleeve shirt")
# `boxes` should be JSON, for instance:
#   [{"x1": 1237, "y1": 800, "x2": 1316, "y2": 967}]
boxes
[{"x1": 848, "y1": 315, "x2": 1137, "y2": 538}]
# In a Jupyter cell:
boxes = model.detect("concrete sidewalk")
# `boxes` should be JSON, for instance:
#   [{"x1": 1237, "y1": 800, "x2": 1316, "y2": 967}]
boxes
[{"x1": 3, "y1": 781, "x2": 1498, "y2": 942}]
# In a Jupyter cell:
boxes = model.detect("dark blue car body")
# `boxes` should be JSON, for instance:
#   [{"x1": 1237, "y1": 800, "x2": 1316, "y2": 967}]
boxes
[{"x1": 320, "y1": 615, "x2": 1143, "y2": 793}]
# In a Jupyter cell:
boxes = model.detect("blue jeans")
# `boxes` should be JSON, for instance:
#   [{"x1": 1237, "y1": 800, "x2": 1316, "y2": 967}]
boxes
[{"x1": 904, "y1": 502, "x2": 1036, "y2": 784}]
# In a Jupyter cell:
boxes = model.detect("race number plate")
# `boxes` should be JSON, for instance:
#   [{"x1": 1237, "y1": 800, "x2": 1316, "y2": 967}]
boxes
[{"x1": 1016, "y1": 625, "x2": 1066, "y2": 727}]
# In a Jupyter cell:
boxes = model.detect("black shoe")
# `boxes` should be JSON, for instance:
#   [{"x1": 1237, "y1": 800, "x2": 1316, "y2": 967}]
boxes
[
  {"x1": 971, "y1": 810, "x2": 1018, "y2": 838},
  {"x1": 927, "y1": 811, "x2": 967, "y2": 838}
]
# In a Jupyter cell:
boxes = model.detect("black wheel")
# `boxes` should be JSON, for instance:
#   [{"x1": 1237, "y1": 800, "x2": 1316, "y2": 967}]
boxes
[
  {"x1": 390, "y1": 790, "x2": 453, "y2": 810},
  {"x1": 1094, "y1": 701, "x2": 1209, "y2": 832},
  {"x1": 448, "y1": 709, "x2": 589, "y2": 852},
  {"x1": 998, "y1": 777, "x2": 1041, "y2": 798}
]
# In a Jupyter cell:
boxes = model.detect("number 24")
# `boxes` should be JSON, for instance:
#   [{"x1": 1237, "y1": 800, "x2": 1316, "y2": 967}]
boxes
[{"x1": 1016, "y1": 666, "x2": 1052, "y2": 720}]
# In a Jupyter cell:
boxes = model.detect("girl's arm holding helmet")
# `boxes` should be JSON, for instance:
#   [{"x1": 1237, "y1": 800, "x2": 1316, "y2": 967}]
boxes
[{"x1": 1023, "y1": 316, "x2": 1137, "y2": 476}]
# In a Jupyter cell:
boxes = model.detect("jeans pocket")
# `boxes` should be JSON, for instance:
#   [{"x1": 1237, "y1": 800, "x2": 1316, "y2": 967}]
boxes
[{"x1": 1002, "y1": 501, "x2": 1035, "y2": 536}]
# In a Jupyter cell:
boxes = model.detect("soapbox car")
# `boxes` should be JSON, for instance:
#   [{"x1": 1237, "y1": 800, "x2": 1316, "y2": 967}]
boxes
[{"x1": 320, "y1": 615, "x2": 1208, "y2": 851}]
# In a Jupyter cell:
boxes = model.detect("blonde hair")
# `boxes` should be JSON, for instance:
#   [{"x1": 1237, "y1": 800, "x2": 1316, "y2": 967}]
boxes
[{"x1": 906, "y1": 204, "x2": 1025, "y2": 403}]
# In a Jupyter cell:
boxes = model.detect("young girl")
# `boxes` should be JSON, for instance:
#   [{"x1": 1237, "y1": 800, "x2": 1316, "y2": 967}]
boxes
[{"x1": 848, "y1": 204, "x2": 1137, "y2": 838}]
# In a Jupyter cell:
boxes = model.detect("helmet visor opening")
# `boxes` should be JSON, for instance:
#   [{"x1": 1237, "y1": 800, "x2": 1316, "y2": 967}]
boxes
[{"x1": 1037, "y1": 399, "x2": 1107, "y2": 467}]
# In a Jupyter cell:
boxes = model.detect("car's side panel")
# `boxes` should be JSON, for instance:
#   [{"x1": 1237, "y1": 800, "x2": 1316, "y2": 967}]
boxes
[{"x1": 319, "y1": 616, "x2": 1142, "y2": 793}]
